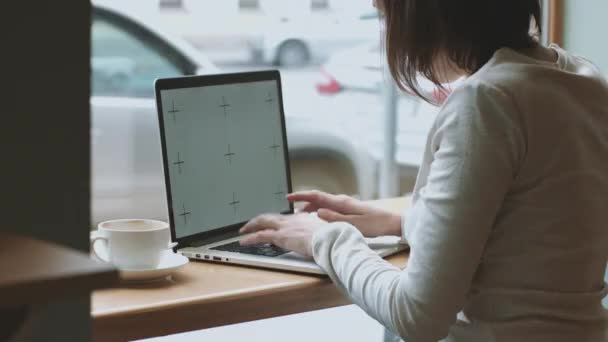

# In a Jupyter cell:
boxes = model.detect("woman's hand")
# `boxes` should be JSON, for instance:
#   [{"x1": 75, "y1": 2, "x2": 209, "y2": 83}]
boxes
[
  {"x1": 239, "y1": 213, "x2": 328, "y2": 257},
  {"x1": 288, "y1": 190, "x2": 402, "y2": 238},
  {"x1": 239, "y1": 191, "x2": 402, "y2": 257}
]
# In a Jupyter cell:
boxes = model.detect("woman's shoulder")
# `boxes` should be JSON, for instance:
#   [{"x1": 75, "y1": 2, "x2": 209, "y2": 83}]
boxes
[
  {"x1": 430, "y1": 74, "x2": 527, "y2": 154},
  {"x1": 467, "y1": 45, "x2": 607, "y2": 96},
  {"x1": 438, "y1": 76, "x2": 519, "y2": 124}
]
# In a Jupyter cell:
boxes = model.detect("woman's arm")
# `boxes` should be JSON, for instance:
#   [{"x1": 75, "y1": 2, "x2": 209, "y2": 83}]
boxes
[{"x1": 312, "y1": 83, "x2": 524, "y2": 341}]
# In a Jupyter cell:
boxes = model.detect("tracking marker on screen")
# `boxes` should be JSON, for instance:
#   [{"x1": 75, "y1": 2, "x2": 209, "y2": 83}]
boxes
[
  {"x1": 168, "y1": 100, "x2": 181, "y2": 123},
  {"x1": 179, "y1": 203, "x2": 192, "y2": 225},
  {"x1": 229, "y1": 192, "x2": 241, "y2": 216},
  {"x1": 173, "y1": 152, "x2": 186, "y2": 174},
  {"x1": 273, "y1": 185, "x2": 285, "y2": 201},
  {"x1": 265, "y1": 92, "x2": 274, "y2": 104},
  {"x1": 219, "y1": 96, "x2": 231, "y2": 117},
  {"x1": 224, "y1": 144, "x2": 237, "y2": 165},
  {"x1": 269, "y1": 137, "x2": 281, "y2": 159}
]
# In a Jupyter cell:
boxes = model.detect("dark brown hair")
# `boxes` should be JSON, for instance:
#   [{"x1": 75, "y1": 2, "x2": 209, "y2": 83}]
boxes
[{"x1": 378, "y1": 0, "x2": 542, "y2": 103}]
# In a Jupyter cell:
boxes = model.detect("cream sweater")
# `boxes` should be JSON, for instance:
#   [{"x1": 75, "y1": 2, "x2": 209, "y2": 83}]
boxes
[{"x1": 312, "y1": 46, "x2": 608, "y2": 342}]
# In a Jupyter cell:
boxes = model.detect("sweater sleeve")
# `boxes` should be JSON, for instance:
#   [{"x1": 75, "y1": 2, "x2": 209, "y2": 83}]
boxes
[{"x1": 312, "y1": 83, "x2": 524, "y2": 341}]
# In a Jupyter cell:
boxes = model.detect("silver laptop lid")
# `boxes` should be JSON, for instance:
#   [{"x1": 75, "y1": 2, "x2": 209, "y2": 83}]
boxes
[{"x1": 155, "y1": 71, "x2": 294, "y2": 247}]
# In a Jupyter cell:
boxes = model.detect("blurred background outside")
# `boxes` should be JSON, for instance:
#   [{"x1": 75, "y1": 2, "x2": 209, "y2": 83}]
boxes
[{"x1": 91, "y1": 0, "x2": 438, "y2": 226}]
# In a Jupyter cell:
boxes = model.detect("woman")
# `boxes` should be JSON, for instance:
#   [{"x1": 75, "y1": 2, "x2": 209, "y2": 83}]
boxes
[{"x1": 241, "y1": 0, "x2": 608, "y2": 340}]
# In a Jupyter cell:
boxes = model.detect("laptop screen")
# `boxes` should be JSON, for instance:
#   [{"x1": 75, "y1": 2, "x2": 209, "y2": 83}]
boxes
[{"x1": 157, "y1": 73, "x2": 292, "y2": 240}]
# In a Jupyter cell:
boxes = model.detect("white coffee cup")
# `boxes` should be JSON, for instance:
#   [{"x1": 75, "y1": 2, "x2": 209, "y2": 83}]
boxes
[{"x1": 91, "y1": 219, "x2": 176, "y2": 270}]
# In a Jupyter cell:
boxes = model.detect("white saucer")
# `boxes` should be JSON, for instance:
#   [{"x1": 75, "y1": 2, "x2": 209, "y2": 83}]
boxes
[
  {"x1": 118, "y1": 252, "x2": 189, "y2": 282},
  {"x1": 91, "y1": 236, "x2": 189, "y2": 282}
]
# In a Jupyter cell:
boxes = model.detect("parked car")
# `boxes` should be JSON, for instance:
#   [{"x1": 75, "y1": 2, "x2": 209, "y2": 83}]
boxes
[
  {"x1": 91, "y1": 57, "x2": 137, "y2": 94},
  {"x1": 91, "y1": 2, "x2": 375, "y2": 225},
  {"x1": 316, "y1": 42, "x2": 384, "y2": 94},
  {"x1": 314, "y1": 42, "x2": 463, "y2": 191},
  {"x1": 248, "y1": 11, "x2": 381, "y2": 67},
  {"x1": 317, "y1": 41, "x2": 457, "y2": 102}
]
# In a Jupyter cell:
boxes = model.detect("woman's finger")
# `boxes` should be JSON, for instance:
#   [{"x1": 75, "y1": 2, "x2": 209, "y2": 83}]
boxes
[
  {"x1": 287, "y1": 190, "x2": 325, "y2": 204},
  {"x1": 288, "y1": 191, "x2": 327, "y2": 212},
  {"x1": 240, "y1": 230, "x2": 277, "y2": 246},
  {"x1": 301, "y1": 202, "x2": 319, "y2": 213},
  {"x1": 239, "y1": 214, "x2": 283, "y2": 234},
  {"x1": 289, "y1": 191, "x2": 366, "y2": 214}
]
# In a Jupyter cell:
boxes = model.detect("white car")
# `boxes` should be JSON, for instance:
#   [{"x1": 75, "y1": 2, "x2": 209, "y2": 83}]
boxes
[
  {"x1": 316, "y1": 42, "x2": 384, "y2": 94},
  {"x1": 249, "y1": 11, "x2": 381, "y2": 67},
  {"x1": 91, "y1": 2, "x2": 375, "y2": 225}
]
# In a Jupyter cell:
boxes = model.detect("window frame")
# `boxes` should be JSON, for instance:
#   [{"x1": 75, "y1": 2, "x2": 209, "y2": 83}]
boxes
[
  {"x1": 159, "y1": 0, "x2": 185, "y2": 11},
  {"x1": 311, "y1": 0, "x2": 330, "y2": 12},
  {"x1": 238, "y1": 0, "x2": 260, "y2": 11},
  {"x1": 548, "y1": 0, "x2": 564, "y2": 45}
]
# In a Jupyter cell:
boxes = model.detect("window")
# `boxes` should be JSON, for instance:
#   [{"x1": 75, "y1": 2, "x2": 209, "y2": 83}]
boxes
[
  {"x1": 91, "y1": 16, "x2": 184, "y2": 98},
  {"x1": 311, "y1": 0, "x2": 330, "y2": 11},
  {"x1": 89, "y1": 1, "x2": 416, "y2": 228},
  {"x1": 238, "y1": 0, "x2": 260, "y2": 11},
  {"x1": 359, "y1": 11, "x2": 380, "y2": 21},
  {"x1": 159, "y1": 0, "x2": 184, "y2": 11}
]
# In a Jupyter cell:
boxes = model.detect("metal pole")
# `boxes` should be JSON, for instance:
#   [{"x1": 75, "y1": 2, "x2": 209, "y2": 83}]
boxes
[
  {"x1": 379, "y1": 76, "x2": 399, "y2": 198},
  {"x1": 541, "y1": 0, "x2": 551, "y2": 45}
]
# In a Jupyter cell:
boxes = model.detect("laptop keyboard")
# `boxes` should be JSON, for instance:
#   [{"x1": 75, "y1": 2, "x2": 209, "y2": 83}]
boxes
[{"x1": 211, "y1": 241, "x2": 290, "y2": 257}]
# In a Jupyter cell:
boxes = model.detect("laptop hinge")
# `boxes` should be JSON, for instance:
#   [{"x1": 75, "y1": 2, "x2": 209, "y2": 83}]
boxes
[{"x1": 186, "y1": 230, "x2": 239, "y2": 248}]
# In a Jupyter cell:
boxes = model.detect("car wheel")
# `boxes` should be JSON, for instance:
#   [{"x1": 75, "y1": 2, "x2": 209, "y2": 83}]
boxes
[{"x1": 276, "y1": 40, "x2": 310, "y2": 67}]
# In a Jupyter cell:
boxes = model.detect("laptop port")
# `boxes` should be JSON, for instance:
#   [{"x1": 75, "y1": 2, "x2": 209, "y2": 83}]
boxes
[
  {"x1": 213, "y1": 256, "x2": 221, "y2": 261},
  {"x1": 195, "y1": 254, "x2": 201, "y2": 258},
  {"x1": 204, "y1": 255, "x2": 209, "y2": 260}
]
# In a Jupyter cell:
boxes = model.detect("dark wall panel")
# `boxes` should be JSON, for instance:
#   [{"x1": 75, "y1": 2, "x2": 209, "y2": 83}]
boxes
[{"x1": 1, "y1": 1, "x2": 92, "y2": 340}]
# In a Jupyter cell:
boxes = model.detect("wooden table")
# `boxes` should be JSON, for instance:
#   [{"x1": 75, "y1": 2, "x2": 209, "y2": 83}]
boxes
[
  {"x1": 0, "y1": 233, "x2": 118, "y2": 307},
  {"x1": 92, "y1": 197, "x2": 410, "y2": 341}
]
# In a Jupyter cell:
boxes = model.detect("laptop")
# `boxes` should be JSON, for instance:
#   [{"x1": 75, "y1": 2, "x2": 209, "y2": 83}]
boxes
[{"x1": 155, "y1": 70, "x2": 406, "y2": 275}]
